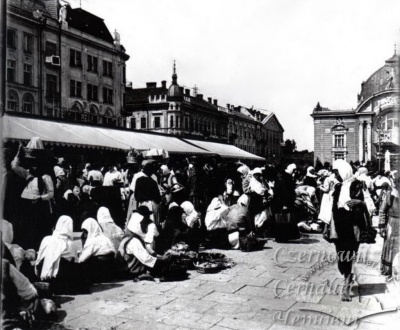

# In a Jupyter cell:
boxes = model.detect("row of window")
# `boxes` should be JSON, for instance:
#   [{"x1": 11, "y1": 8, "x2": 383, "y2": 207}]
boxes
[
  {"x1": 7, "y1": 60, "x2": 33, "y2": 85},
  {"x1": 70, "y1": 80, "x2": 113, "y2": 104},
  {"x1": 7, "y1": 29, "x2": 114, "y2": 76},
  {"x1": 70, "y1": 49, "x2": 113, "y2": 76},
  {"x1": 7, "y1": 29, "x2": 33, "y2": 53},
  {"x1": 7, "y1": 90, "x2": 35, "y2": 113},
  {"x1": 131, "y1": 116, "x2": 227, "y2": 136}
]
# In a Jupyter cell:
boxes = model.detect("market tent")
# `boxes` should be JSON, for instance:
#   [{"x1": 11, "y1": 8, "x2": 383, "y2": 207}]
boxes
[
  {"x1": 183, "y1": 138, "x2": 265, "y2": 161},
  {"x1": 1, "y1": 115, "x2": 210, "y2": 155}
]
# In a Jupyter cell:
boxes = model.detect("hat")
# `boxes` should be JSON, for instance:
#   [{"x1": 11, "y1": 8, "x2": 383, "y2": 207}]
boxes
[
  {"x1": 251, "y1": 167, "x2": 262, "y2": 175},
  {"x1": 141, "y1": 159, "x2": 155, "y2": 167},
  {"x1": 137, "y1": 205, "x2": 153, "y2": 216}
]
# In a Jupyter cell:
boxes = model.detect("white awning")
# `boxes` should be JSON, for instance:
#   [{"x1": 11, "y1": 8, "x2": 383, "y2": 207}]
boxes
[
  {"x1": 183, "y1": 138, "x2": 265, "y2": 161},
  {"x1": 1, "y1": 115, "x2": 210, "y2": 155}
]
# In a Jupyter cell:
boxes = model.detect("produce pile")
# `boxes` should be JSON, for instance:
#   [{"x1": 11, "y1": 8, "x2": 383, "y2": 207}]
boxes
[{"x1": 164, "y1": 243, "x2": 236, "y2": 273}]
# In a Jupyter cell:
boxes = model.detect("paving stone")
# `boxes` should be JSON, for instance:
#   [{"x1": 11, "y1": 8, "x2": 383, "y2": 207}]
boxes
[
  {"x1": 162, "y1": 298, "x2": 217, "y2": 314},
  {"x1": 126, "y1": 281, "x2": 178, "y2": 294},
  {"x1": 199, "y1": 281, "x2": 245, "y2": 293},
  {"x1": 227, "y1": 267, "x2": 267, "y2": 277},
  {"x1": 79, "y1": 300, "x2": 131, "y2": 316},
  {"x1": 205, "y1": 302, "x2": 259, "y2": 320},
  {"x1": 236, "y1": 285, "x2": 278, "y2": 299},
  {"x1": 356, "y1": 321, "x2": 398, "y2": 330},
  {"x1": 161, "y1": 311, "x2": 222, "y2": 329},
  {"x1": 64, "y1": 312, "x2": 126, "y2": 329},
  {"x1": 166, "y1": 285, "x2": 214, "y2": 299},
  {"x1": 116, "y1": 305, "x2": 176, "y2": 322},
  {"x1": 201, "y1": 291, "x2": 250, "y2": 304},
  {"x1": 195, "y1": 273, "x2": 235, "y2": 282},
  {"x1": 259, "y1": 271, "x2": 300, "y2": 281},
  {"x1": 117, "y1": 320, "x2": 177, "y2": 330},
  {"x1": 228, "y1": 275, "x2": 274, "y2": 287},
  {"x1": 247, "y1": 296, "x2": 296, "y2": 311},
  {"x1": 217, "y1": 317, "x2": 272, "y2": 330},
  {"x1": 119, "y1": 292, "x2": 177, "y2": 308}
]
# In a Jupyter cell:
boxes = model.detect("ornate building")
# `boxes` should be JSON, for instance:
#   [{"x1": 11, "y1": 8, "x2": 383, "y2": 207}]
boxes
[
  {"x1": 311, "y1": 52, "x2": 399, "y2": 166},
  {"x1": 5, "y1": 0, "x2": 129, "y2": 127},
  {"x1": 125, "y1": 63, "x2": 284, "y2": 161}
]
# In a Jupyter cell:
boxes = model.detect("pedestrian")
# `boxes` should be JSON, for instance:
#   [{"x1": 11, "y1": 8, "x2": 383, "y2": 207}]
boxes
[
  {"x1": 379, "y1": 182, "x2": 399, "y2": 276},
  {"x1": 11, "y1": 143, "x2": 55, "y2": 250},
  {"x1": 97, "y1": 206, "x2": 124, "y2": 251}
]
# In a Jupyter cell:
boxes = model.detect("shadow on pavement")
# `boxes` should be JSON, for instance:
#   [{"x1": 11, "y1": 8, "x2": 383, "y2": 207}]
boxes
[{"x1": 89, "y1": 283, "x2": 124, "y2": 293}]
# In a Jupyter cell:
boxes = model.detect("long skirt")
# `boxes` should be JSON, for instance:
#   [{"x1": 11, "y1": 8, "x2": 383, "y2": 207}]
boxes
[
  {"x1": 334, "y1": 241, "x2": 360, "y2": 277},
  {"x1": 381, "y1": 216, "x2": 400, "y2": 276},
  {"x1": 17, "y1": 199, "x2": 54, "y2": 251},
  {"x1": 81, "y1": 253, "x2": 116, "y2": 283}
]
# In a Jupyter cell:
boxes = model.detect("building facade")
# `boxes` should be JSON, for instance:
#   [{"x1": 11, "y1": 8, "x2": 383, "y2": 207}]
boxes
[
  {"x1": 5, "y1": 0, "x2": 129, "y2": 127},
  {"x1": 311, "y1": 53, "x2": 399, "y2": 167},
  {"x1": 125, "y1": 64, "x2": 284, "y2": 161}
]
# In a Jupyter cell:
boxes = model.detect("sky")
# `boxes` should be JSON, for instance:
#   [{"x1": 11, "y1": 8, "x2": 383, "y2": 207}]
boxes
[{"x1": 69, "y1": 0, "x2": 400, "y2": 151}]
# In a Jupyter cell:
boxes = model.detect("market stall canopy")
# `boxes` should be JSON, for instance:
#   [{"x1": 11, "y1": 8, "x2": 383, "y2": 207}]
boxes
[
  {"x1": 1, "y1": 115, "x2": 209, "y2": 155},
  {"x1": 183, "y1": 138, "x2": 265, "y2": 161},
  {"x1": 2, "y1": 115, "x2": 265, "y2": 160}
]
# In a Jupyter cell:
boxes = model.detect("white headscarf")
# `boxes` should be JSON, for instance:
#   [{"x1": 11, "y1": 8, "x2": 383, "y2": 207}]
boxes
[
  {"x1": 160, "y1": 165, "x2": 170, "y2": 176},
  {"x1": 54, "y1": 166, "x2": 65, "y2": 178},
  {"x1": 1, "y1": 219, "x2": 14, "y2": 247},
  {"x1": 127, "y1": 212, "x2": 159, "y2": 244},
  {"x1": 332, "y1": 159, "x2": 354, "y2": 210},
  {"x1": 237, "y1": 194, "x2": 250, "y2": 208},
  {"x1": 306, "y1": 166, "x2": 317, "y2": 178},
  {"x1": 181, "y1": 201, "x2": 200, "y2": 228},
  {"x1": 36, "y1": 216, "x2": 74, "y2": 280},
  {"x1": 79, "y1": 218, "x2": 115, "y2": 262},
  {"x1": 237, "y1": 165, "x2": 250, "y2": 176},
  {"x1": 97, "y1": 207, "x2": 114, "y2": 224},
  {"x1": 286, "y1": 163, "x2": 296, "y2": 175}
]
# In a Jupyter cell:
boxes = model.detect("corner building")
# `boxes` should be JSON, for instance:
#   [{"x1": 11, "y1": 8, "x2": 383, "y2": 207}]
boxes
[
  {"x1": 312, "y1": 53, "x2": 399, "y2": 166},
  {"x1": 5, "y1": 0, "x2": 129, "y2": 127}
]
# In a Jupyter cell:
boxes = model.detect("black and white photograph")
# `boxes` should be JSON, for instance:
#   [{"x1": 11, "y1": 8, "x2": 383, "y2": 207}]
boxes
[{"x1": 0, "y1": 0, "x2": 399, "y2": 329}]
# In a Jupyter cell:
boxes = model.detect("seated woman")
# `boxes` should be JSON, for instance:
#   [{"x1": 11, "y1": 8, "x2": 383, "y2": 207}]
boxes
[
  {"x1": 35, "y1": 216, "x2": 85, "y2": 294},
  {"x1": 97, "y1": 207, "x2": 124, "y2": 251},
  {"x1": 204, "y1": 198, "x2": 230, "y2": 249},
  {"x1": 157, "y1": 206, "x2": 187, "y2": 254},
  {"x1": 118, "y1": 206, "x2": 167, "y2": 279},
  {"x1": 181, "y1": 201, "x2": 202, "y2": 251},
  {"x1": 225, "y1": 194, "x2": 254, "y2": 235},
  {"x1": 220, "y1": 178, "x2": 240, "y2": 207},
  {"x1": 79, "y1": 218, "x2": 116, "y2": 283}
]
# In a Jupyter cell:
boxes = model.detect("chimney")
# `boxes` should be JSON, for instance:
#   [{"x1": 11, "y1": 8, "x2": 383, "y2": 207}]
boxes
[
  {"x1": 207, "y1": 97, "x2": 212, "y2": 103},
  {"x1": 185, "y1": 89, "x2": 190, "y2": 96},
  {"x1": 213, "y1": 99, "x2": 218, "y2": 106},
  {"x1": 161, "y1": 80, "x2": 167, "y2": 88},
  {"x1": 227, "y1": 104, "x2": 230, "y2": 110},
  {"x1": 197, "y1": 94, "x2": 203, "y2": 100},
  {"x1": 180, "y1": 87, "x2": 184, "y2": 94},
  {"x1": 146, "y1": 82, "x2": 157, "y2": 88}
]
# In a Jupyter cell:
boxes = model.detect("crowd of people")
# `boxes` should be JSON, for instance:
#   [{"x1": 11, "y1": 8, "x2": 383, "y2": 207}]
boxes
[{"x1": 1, "y1": 138, "x2": 399, "y2": 328}]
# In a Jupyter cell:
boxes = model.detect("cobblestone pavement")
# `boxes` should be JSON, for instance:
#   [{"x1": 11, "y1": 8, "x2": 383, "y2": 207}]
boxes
[{"x1": 34, "y1": 232, "x2": 400, "y2": 330}]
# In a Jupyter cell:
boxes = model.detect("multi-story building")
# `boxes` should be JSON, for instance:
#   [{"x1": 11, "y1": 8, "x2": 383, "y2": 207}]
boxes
[
  {"x1": 125, "y1": 64, "x2": 284, "y2": 161},
  {"x1": 311, "y1": 52, "x2": 399, "y2": 167},
  {"x1": 5, "y1": 0, "x2": 129, "y2": 127}
]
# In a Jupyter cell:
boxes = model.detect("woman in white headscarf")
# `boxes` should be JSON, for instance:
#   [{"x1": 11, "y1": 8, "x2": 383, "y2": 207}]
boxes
[
  {"x1": 117, "y1": 206, "x2": 167, "y2": 278},
  {"x1": 35, "y1": 216, "x2": 85, "y2": 293},
  {"x1": 79, "y1": 218, "x2": 116, "y2": 282},
  {"x1": 330, "y1": 159, "x2": 366, "y2": 301},
  {"x1": 97, "y1": 207, "x2": 124, "y2": 251},
  {"x1": 181, "y1": 201, "x2": 202, "y2": 251}
]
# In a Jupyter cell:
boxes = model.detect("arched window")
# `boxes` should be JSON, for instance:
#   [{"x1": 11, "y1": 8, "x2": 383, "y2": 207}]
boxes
[
  {"x1": 88, "y1": 105, "x2": 99, "y2": 124},
  {"x1": 22, "y1": 93, "x2": 34, "y2": 113},
  {"x1": 66, "y1": 101, "x2": 83, "y2": 121},
  {"x1": 104, "y1": 108, "x2": 114, "y2": 125},
  {"x1": 7, "y1": 90, "x2": 18, "y2": 111}
]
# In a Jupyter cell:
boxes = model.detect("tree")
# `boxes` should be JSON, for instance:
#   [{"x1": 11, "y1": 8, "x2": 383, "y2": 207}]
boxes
[{"x1": 283, "y1": 139, "x2": 297, "y2": 154}]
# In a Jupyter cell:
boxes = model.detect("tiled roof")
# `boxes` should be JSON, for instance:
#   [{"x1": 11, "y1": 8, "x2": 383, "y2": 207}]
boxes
[
  {"x1": 8, "y1": 0, "x2": 52, "y2": 19},
  {"x1": 67, "y1": 8, "x2": 113, "y2": 43},
  {"x1": 125, "y1": 87, "x2": 167, "y2": 104}
]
